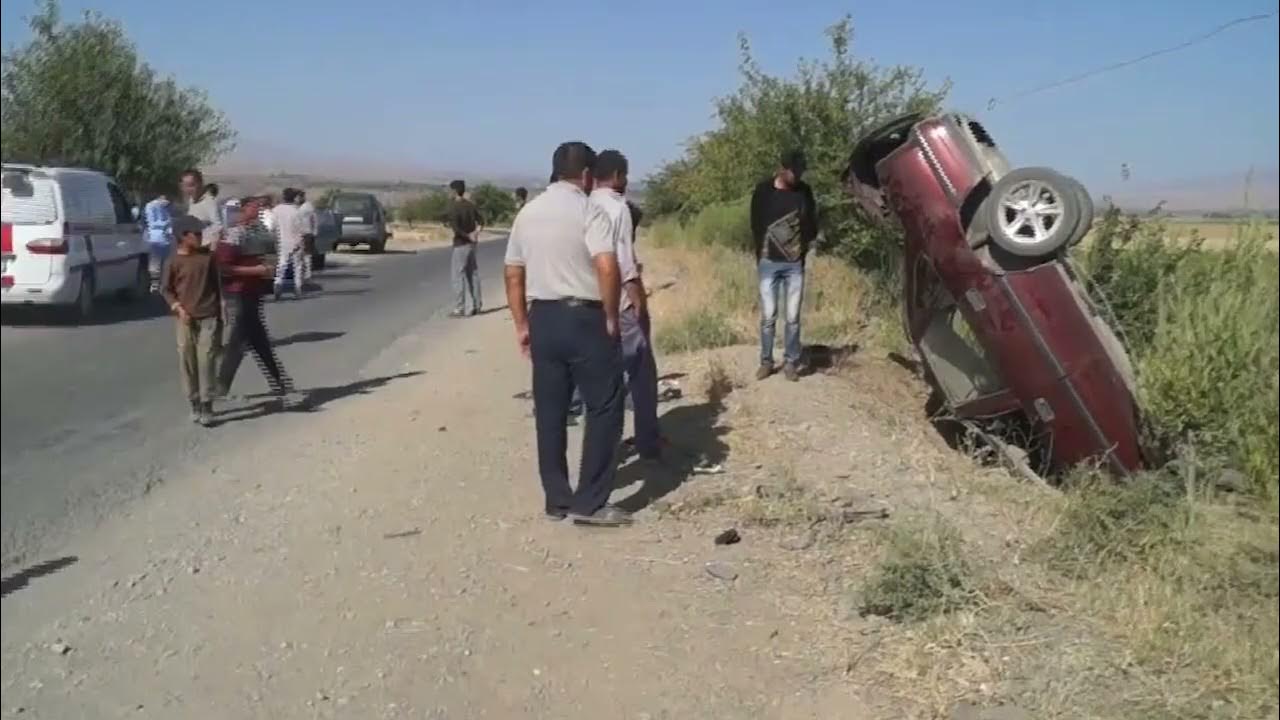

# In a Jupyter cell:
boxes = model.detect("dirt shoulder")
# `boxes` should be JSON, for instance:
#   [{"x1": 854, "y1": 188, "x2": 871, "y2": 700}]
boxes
[{"x1": 1, "y1": 299, "x2": 918, "y2": 719}]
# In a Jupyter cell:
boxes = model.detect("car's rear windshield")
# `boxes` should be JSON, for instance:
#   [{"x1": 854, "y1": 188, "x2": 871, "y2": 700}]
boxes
[
  {"x1": 331, "y1": 195, "x2": 374, "y2": 215},
  {"x1": 1, "y1": 171, "x2": 59, "y2": 225}
]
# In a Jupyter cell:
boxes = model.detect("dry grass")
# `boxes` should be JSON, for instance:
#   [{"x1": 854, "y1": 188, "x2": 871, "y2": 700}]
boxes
[
  {"x1": 639, "y1": 224, "x2": 1280, "y2": 719},
  {"x1": 641, "y1": 223, "x2": 894, "y2": 357},
  {"x1": 386, "y1": 221, "x2": 452, "y2": 248}
]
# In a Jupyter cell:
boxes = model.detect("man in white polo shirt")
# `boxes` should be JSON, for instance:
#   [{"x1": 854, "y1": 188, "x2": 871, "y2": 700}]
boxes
[
  {"x1": 504, "y1": 141, "x2": 630, "y2": 527},
  {"x1": 590, "y1": 150, "x2": 662, "y2": 461}
]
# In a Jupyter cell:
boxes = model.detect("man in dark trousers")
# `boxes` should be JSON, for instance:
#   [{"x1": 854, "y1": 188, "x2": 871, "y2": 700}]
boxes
[
  {"x1": 447, "y1": 179, "x2": 484, "y2": 317},
  {"x1": 504, "y1": 141, "x2": 630, "y2": 527},
  {"x1": 215, "y1": 196, "x2": 303, "y2": 409},
  {"x1": 750, "y1": 148, "x2": 819, "y2": 382}
]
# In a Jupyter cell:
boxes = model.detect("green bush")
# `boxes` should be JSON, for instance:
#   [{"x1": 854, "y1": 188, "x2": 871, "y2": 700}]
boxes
[
  {"x1": 688, "y1": 197, "x2": 752, "y2": 250},
  {"x1": 397, "y1": 190, "x2": 451, "y2": 225},
  {"x1": 471, "y1": 182, "x2": 517, "y2": 226},
  {"x1": 655, "y1": 309, "x2": 742, "y2": 354},
  {"x1": 1080, "y1": 213, "x2": 1280, "y2": 493},
  {"x1": 1135, "y1": 235, "x2": 1279, "y2": 492},
  {"x1": 643, "y1": 16, "x2": 947, "y2": 274},
  {"x1": 858, "y1": 515, "x2": 978, "y2": 622}
]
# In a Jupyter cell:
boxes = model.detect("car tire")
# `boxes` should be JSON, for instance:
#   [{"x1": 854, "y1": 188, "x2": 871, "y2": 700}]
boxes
[
  {"x1": 312, "y1": 252, "x2": 327, "y2": 270},
  {"x1": 74, "y1": 270, "x2": 96, "y2": 320},
  {"x1": 369, "y1": 239, "x2": 386, "y2": 254},
  {"x1": 121, "y1": 258, "x2": 150, "y2": 301},
  {"x1": 1060, "y1": 174, "x2": 1094, "y2": 247},
  {"x1": 984, "y1": 167, "x2": 1082, "y2": 258}
]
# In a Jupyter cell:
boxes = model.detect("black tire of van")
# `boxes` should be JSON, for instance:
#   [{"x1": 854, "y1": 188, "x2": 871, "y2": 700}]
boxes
[
  {"x1": 74, "y1": 270, "x2": 96, "y2": 321},
  {"x1": 121, "y1": 257, "x2": 150, "y2": 301},
  {"x1": 369, "y1": 238, "x2": 386, "y2": 254},
  {"x1": 312, "y1": 252, "x2": 327, "y2": 270}
]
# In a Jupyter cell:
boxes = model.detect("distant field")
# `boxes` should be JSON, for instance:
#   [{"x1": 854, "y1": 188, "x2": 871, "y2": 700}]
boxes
[{"x1": 1083, "y1": 217, "x2": 1280, "y2": 250}]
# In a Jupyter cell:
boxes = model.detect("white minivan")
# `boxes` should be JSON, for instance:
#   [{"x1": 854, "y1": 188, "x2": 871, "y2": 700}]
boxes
[{"x1": 2, "y1": 164, "x2": 150, "y2": 318}]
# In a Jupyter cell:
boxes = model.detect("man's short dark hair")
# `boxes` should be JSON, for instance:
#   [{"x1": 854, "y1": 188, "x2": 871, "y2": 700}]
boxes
[
  {"x1": 449, "y1": 180, "x2": 466, "y2": 196},
  {"x1": 181, "y1": 168, "x2": 204, "y2": 185},
  {"x1": 594, "y1": 150, "x2": 628, "y2": 183},
  {"x1": 281, "y1": 187, "x2": 300, "y2": 204},
  {"x1": 551, "y1": 141, "x2": 596, "y2": 182},
  {"x1": 780, "y1": 148, "x2": 807, "y2": 174},
  {"x1": 515, "y1": 187, "x2": 528, "y2": 200}
]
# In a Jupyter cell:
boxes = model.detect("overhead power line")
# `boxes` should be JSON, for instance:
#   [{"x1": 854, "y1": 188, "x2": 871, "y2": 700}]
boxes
[{"x1": 987, "y1": 10, "x2": 1278, "y2": 110}]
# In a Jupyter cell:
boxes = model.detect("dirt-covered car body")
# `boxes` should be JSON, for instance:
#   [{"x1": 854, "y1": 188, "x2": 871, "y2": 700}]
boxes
[{"x1": 843, "y1": 112, "x2": 1143, "y2": 476}]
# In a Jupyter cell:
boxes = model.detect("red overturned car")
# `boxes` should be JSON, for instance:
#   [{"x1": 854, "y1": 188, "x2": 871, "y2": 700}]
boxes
[{"x1": 843, "y1": 111, "x2": 1143, "y2": 478}]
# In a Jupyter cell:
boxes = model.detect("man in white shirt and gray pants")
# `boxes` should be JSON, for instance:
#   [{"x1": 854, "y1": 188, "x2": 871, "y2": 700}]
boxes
[
  {"x1": 504, "y1": 141, "x2": 631, "y2": 527},
  {"x1": 590, "y1": 150, "x2": 662, "y2": 460},
  {"x1": 271, "y1": 188, "x2": 307, "y2": 301}
]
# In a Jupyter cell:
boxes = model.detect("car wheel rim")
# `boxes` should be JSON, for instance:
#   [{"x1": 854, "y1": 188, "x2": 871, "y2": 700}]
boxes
[{"x1": 997, "y1": 180, "x2": 1065, "y2": 245}]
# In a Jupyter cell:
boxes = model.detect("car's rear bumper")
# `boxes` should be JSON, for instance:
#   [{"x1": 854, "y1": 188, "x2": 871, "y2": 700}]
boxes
[
  {"x1": 338, "y1": 224, "x2": 382, "y2": 243},
  {"x1": 1, "y1": 272, "x2": 79, "y2": 305}
]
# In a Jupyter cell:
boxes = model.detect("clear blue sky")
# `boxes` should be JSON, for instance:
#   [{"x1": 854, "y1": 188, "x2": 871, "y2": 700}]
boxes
[{"x1": 3, "y1": 0, "x2": 1277, "y2": 194}]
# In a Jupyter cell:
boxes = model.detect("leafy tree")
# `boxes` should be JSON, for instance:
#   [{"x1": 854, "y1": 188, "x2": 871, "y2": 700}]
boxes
[
  {"x1": 1, "y1": 0, "x2": 235, "y2": 196},
  {"x1": 471, "y1": 182, "x2": 517, "y2": 225},
  {"x1": 646, "y1": 16, "x2": 949, "y2": 269},
  {"x1": 397, "y1": 190, "x2": 451, "y2": 225}
]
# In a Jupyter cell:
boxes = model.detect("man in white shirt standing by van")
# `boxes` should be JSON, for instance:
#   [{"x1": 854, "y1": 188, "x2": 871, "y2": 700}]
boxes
[
  {"x1": 179, "y1": 168, "x2": 223, "y2": 247},
  {"x1": 271, "y1": 187, "x2": 307, "y2": 301}
]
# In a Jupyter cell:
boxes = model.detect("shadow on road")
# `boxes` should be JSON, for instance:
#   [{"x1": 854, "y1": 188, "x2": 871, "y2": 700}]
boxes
[
  {"x1": 314, "y1": 272, "x2": 371, "y2": 281},
  {"x1": 613, "y1": 380, "x2": 733, "y2": 513},
  {"x1": 214, "y1": 371, "x2": 426, "y2": 426},
  {"x1": 1, "y1": 295, "x2": 169, "y2": 327},
  {"x1": 272, "y1": 330, "x2": 346, "y2": 348},
  {"x1": 339, "y1": 248, "x2": 416, "y2": 256},
  {"x1": 1, "y1": 556, "x2": 78, "y2": 599}
]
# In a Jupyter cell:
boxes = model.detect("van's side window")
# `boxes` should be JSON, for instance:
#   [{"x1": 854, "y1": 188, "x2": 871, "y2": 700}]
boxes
[{"x1": 107, "y1": 183, "x2": 133, "y2": 224}]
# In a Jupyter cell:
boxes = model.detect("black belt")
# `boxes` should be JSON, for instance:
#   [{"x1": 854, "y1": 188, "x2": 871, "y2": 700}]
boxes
[{"x1": 531, "y1": 298, "x2": 603, "y2": 309}]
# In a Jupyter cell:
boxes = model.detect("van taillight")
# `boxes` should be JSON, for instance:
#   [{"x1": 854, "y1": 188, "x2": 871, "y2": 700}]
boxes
[
  {"x1": 1, "y1": 223, "x2": 12, "y2": 254},
  {"x1": 26, "y1": 238, "x2": 68, "y2": 254}
]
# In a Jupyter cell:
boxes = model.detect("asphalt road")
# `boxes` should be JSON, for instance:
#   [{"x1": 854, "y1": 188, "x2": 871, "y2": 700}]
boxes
[{"x1": 0, "y1": 238, "x2": 508, "y2": 571}]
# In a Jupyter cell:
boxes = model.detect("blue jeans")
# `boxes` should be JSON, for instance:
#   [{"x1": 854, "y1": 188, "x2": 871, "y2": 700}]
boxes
[{"x1": 758, "y1": 259, "x2": 804, "y2": 365}]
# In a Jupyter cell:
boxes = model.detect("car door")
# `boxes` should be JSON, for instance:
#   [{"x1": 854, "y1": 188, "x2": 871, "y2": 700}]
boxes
[
  {"x1": 58, "y1": 173, "x2": 104, "y2": 294},
  {"x1": 107, "y1": 180, "x2": 143, "y2": 287}
]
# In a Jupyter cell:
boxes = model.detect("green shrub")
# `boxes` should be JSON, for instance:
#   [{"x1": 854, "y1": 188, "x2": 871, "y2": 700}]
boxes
[
  {"x1": 1079, "y1": 212, "x2": 1279, "y2": 495},
  {"x1": 688, "y1": 197, "x2": 752, "y2": 250},
  {"x1": 655, "y1": 309, "x2": 742, "y2": 354},
  {"x1": 858, "y1": 516, "x2": 978, "y2": 622},
  {"x1": 1136, "y1": 236, "x2": 1279, "y2": 491}
]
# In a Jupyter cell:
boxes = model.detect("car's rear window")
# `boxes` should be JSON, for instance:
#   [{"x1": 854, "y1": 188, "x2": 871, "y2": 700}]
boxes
[
  {"x1": 1, "y1": 172, "x2": 59, "y2": 225},
  {"x1": 331, "y1": 196, "x2": 373, "y2": 215}
]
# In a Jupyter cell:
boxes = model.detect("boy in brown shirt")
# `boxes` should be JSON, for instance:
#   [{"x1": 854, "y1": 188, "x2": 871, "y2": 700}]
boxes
[{"x1": 161, "y1": 215, "x2": 223, "y2": 426}]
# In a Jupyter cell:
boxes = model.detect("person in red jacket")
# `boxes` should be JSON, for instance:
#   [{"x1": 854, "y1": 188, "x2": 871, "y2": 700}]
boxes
[{"x1": 214, "y1": 196, "x2": 303, "y2": 408}]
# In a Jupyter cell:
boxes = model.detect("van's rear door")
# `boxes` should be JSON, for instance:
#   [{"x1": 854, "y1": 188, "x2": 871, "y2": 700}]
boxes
[{"x1": 1, "y1": 169, "x2": 61, "y2": 288}]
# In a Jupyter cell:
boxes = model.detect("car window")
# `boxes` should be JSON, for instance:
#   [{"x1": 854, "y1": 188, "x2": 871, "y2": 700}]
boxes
[
  {"x1": 1, "y1": 172, "x2": 59, "y2": 225},
  {"x1": 332, "y1": 196, "x2": 372, "y2": 215},
  {"x1": 912, "y1": 259, "x2": 1007, "y2": 403},
  {"x1": 107, "y1": 183, "x2": 134, "y2": 224}
]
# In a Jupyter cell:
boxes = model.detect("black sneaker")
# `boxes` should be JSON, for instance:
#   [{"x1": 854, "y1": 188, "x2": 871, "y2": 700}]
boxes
[
  {"x1": 198, "y1": 402, "x2": 215, "y2": 427},
  {"x1": 189, "y1": 404, "x2": 203, "y2": 424},
  {"x1": 570, "y1": 506, "x2": 633, "y2": 527},
  {"x1": 545, "y1": 508, "x2": 568, "y2": 522},
  {"x1": 783, "y1": 362, "x2": 801, "y2": 382}
]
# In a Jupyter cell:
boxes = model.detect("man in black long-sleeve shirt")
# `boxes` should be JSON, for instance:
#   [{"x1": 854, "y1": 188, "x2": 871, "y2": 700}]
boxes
[{"x1": 750, "y1": 149, "x2": 818, "y2": 381}]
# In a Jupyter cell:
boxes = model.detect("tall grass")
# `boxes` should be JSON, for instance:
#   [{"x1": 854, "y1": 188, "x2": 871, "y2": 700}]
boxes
[
  {"x1": 1081, "y1": 210, "x2": 1280, "y2": 495},
  {"x1": 647, "y1": 201, "x2": 883, "y2": 355}
]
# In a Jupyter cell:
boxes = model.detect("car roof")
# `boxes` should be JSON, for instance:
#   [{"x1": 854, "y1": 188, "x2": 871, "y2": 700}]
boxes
[{"x1": 2, "y1": 163, "x2": 110, "y2": 180}]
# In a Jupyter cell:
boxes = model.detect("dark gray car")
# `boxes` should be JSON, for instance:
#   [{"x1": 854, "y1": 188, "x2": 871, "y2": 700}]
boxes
[{"x1": 331, "y1": 192, "x2": 391, "y2": 253}]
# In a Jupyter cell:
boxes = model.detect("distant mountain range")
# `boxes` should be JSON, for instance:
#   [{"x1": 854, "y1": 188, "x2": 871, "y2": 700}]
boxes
[
  {"x1": 1095, "y1": 167, "x2": 1279, "y2": 214},
  {"x1": 213, "y1": 141, "x2": 1278, "y2": 214}
]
